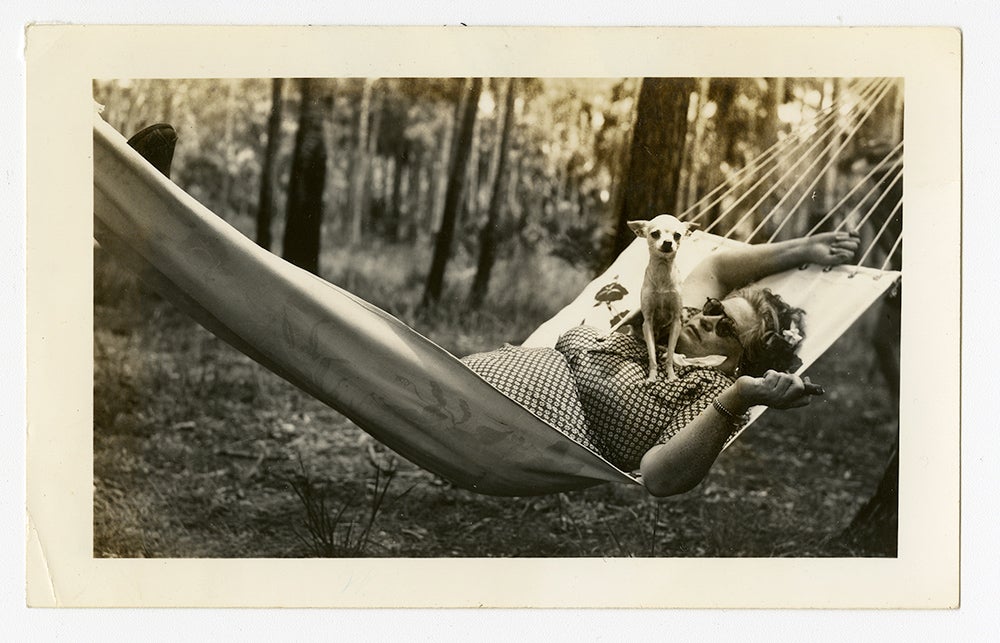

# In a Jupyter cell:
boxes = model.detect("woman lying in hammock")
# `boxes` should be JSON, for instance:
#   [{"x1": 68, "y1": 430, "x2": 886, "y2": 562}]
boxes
[{"x1": 462, "y1": 231, "x2": 861, "y2": 496}]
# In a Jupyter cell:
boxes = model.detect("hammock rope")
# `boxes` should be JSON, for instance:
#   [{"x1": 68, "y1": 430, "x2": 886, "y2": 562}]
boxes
[
  {"x1": 836, "y1": 164, "x2": 903, "y2": 235},
  {"x1": 879, "y1": 233, "x2": 904, "y2": 273},
  {"x1": 805, "y1": 141, "x2": 903, "y2": 237},
  {"x1": 672, "y1": 78, "x2": 904, "y2": 274},
  {"x1": 855, "y1": 199, "x2": 904, "y2": 271},
  {"x1": 681, "y1": 77, "x2": 878, "y2": 232},
  {"x1": 734, "y1": 79, "x2": 895, "y2": 241},
  {"x1": 762, "y1": 84, "x2": 899, "y2": 242},
  {"x1": 683, "y1": 77, "x2": 879, "y2": 228},
  {"x1": 699, "y1": 115, "x2": 847, "y2": 235}
]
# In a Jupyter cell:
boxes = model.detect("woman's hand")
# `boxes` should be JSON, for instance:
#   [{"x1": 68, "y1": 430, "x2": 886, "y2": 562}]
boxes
[
  {"x1": 735, "y1": 370, "x2": 822, "y2": 409},
  {"x1": 802, "y1": 231, "x2": 861, "y2": 266},
  {"x1": 639, "y1": 371, "x2": 823, "y2": 497}
]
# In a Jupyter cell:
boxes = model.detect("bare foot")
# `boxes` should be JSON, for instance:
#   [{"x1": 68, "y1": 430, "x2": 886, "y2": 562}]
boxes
[{"x1": 803, "y1": 231, "x2": 861, "y2": 266}]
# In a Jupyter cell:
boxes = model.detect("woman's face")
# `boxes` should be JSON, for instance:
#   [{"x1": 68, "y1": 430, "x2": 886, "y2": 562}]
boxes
[{"x1": 676, "y1": 296, "x2": 757, "y2": 373}]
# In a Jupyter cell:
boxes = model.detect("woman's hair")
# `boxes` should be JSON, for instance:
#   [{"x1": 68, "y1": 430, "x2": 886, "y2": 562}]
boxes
[{"x1": 728, "y1": 286, "x2": 806, "y2": 377}]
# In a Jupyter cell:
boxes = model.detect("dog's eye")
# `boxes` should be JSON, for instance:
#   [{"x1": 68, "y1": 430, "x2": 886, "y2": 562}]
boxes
[
  {"x1": 673, "y1": 232, "x2": 682, "y2": 241},
  {"x1": 650, "y1": 230, "x2": 660, "y2": 239}
]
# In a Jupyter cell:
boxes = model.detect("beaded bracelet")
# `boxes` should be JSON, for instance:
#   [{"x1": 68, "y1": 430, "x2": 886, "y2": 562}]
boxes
[{"x1": 712, "y1": 398, "x2": 743, "y2": 424}]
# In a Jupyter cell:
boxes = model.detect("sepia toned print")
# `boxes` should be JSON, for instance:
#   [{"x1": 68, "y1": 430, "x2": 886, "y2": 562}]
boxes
[
  {"x1": 92, "y1": 76, "x2": 902, "y2": 558},
  {"x1": 28, "y1": 26, "x2": 959, "y2": 608}
]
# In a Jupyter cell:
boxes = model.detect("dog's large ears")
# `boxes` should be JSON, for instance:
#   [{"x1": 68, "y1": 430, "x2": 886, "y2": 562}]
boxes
[{"x1": 627, "y1": 220, "x2": 648, "y2": 238}]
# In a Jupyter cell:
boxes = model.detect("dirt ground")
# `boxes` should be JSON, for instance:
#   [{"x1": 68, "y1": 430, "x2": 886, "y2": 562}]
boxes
[{"x1": 93, "y1": 244, "x2": 898, "y2": 558}]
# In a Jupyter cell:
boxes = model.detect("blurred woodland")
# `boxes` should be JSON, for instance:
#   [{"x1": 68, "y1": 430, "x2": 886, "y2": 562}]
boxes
[
  {"x1": 94, "y1": 77, "x2": 901, "y2": 292},
  {"x1": 93, "y1": 77, "x2": 903, "y2": 558}
]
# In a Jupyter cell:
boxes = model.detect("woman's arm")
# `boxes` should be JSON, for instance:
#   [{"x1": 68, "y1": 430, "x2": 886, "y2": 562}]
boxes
[
  {"x1": 682, "y1": 231, "x2": 861, "y2": 305},
  {"x1": 639, "y1": 371, "x2": 817, "y2": 497}
]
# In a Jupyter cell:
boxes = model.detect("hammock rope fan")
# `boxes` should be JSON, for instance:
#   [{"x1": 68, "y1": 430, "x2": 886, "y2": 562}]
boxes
[{"x1": 93, "y1": 78, "x2": 902, "y2": 496}]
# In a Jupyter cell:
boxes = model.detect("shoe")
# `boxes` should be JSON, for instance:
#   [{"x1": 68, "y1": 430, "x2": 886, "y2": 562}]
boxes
[{"x1": 126, "y1": 123, "x2": 177, "y2": 178}]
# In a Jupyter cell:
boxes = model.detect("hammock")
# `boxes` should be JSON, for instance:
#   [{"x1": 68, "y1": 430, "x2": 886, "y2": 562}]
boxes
[{"x1": 93, "y1": 80, "x2": 902, "y2": 496}]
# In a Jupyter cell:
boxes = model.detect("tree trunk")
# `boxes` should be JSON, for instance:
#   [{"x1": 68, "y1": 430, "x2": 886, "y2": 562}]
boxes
[
  {"x1": 814, "y1": 77, "x2": 842, "y2": 237},
  {"x1": 321, "y1": 89, "x2": 342, "y2": 235},
  {"x1": 281, "y1": 78, "x2": 328, "y2": 275},
  {"x1": 465, "y1": 113, "x2": 483, "y2": 225},
  {"x1": 468, "y1": 78, "x2": 516, "y2": 308},
  {"x1": 837, "y1": 290, "x2": 901, "y2": 556},
  {"x1": 415, "y1": 159, "x2": 432, "y2": 243},
  {"x1": 401, "y1": 153, "x2": 422, "y2": 243},
  {"x1": 890, "y1": 80, "x2": 904, "y2": 145},
  {"x1": 388, "y1": 142, "x2": 407, "y2": 241},
  {"x1": 761, "y1": 77, "x2": 785, "y2": 149},
  {"x1": 256, "y1": 78, "x2": 285, "y2": 250},
  {"x1": 680, "y1": 77, "x2": 710, "y2": 214},
  {"x1": 838, "y1": 446, "x2": 899, "y2": 556},
  {"x1": 428, "y1": 129, "x2": 449, "y2": 233},
  {"x1": 702, "y1": 78, "x2": 738, "y2": 228},
  {"x1": 350, "y1": 78, "x2": 375, "y2": 244},
  {"x1": 604, "y1": 77, "x2": 695, "y2": 269},
  {"x1": 431, "y1": 79, "x2": 467, "y2": 233},
  {"x1": 367, "y1": 90, "x2": 385, "y2": 238},
  {"x1": 758, "y1": 77, "x2": 787, "y2": 235},
  {"x1": 506, "y1": 150, "x2": 522, "y2": 226},
  {"x1": 219, "y1": 79, "x2": 238, "y2": 216},
  {"x1": 423, "y1": 77, "x2": 483, "y2": 306},
  {"x1": 605, "y1": 81, "x2": 639, "y2": 252}
]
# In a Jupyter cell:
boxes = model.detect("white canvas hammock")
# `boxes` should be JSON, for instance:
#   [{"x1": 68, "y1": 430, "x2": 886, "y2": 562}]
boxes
[{"x1": 93, "y1": 79, "x2": 902, "y2": 496}]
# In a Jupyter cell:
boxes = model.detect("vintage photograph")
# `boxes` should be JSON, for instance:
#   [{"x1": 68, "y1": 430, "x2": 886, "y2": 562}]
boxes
[
  {"x1": 26, "y1": 25, "x2": 961, "y2": 608},
  {"x1": 92, "y1": 75, "x2": 902, "y2": 559}
]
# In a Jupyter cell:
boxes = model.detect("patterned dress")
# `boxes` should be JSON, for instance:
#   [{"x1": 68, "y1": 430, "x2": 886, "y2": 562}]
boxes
[{"x1": 461, "y1": 312, "x2": 747, "y2": 472}]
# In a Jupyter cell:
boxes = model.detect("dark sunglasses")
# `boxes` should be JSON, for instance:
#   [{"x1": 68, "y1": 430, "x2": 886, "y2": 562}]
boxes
[{"x1": 702, "y1": 297, "x2": 745, "y2": 347}]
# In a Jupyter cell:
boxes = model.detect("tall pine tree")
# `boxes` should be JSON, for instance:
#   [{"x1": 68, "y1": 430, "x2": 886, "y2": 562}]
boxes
[
  {"x1": 423, "y1": 77, "x2": 483, "y2": 306},
  {"x1": 282, "y1": 78, "x2": 329, "y2": 274},
  {"x1": 604, "y1": 78, "x2": 694, "y2": 271},
  {"x1": 469, "y1": 78, "x2": 517, "y2": 308},
  {"x1": 256, "y1": 77, "x2": 284, "y2": 251}
]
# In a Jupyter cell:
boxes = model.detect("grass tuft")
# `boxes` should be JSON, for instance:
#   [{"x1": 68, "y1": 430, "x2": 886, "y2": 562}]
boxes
[{"x1": 288, "y1": 460, "x2": 397, "y2": 558}]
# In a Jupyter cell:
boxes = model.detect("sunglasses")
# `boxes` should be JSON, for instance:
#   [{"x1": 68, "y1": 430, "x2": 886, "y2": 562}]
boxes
[{"x1": 701, "y1": 297, "x2": 746, "y2": 348}]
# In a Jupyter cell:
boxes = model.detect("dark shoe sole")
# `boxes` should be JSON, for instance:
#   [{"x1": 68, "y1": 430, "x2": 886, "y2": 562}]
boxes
[{"x1": 126, "y1": 123, "x2": 177, "y2": 178}]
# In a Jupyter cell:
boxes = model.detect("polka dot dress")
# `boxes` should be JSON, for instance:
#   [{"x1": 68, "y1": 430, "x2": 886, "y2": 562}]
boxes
[
  {"x1": 556, "y1": 326, "x2": 744, "y2": 471},
  {"x1": 461, "y1": 320, "x2": 746, "y2": 472},
  {"x1": 460, "y1": 344, "x2": 597, "y2": 453}
]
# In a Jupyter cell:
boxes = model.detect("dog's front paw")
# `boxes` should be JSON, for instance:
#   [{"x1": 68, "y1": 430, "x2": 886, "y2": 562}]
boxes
[{"x1": 663, "y1": 366, "x2": 678, "y2": 381}]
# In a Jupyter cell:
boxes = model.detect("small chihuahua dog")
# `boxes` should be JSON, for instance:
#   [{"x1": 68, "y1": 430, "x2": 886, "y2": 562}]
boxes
[{"x1": 611, "y1": 214, "x2": 696, "y2": 382}]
